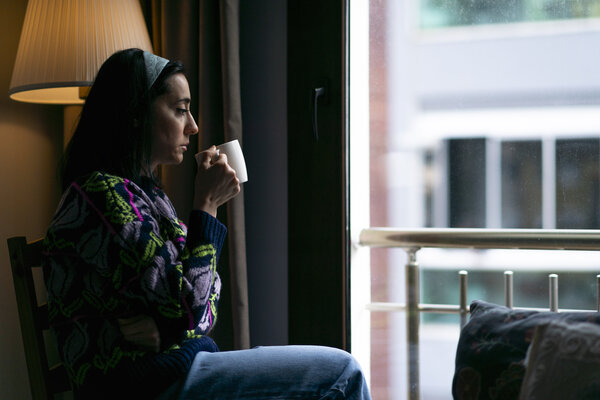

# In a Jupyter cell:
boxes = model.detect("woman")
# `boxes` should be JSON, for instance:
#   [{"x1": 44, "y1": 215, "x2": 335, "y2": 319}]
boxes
[{"x1": 43, "y1": 48, "x2": 370, "y2": 399}]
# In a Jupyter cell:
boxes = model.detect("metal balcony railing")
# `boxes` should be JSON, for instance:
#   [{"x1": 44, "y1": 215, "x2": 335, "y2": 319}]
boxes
[{"x1": 358, "y1": 228, "x2": 600, "y2": 400}]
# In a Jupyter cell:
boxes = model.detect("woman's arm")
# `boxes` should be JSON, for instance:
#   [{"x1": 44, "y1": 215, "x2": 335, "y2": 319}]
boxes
[{"x1": 50, "y1": 172, "x2": 227, "y2": 343}]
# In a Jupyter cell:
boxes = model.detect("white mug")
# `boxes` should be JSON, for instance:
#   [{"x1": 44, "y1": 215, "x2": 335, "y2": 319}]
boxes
[{"x1": 196, "y1": 139, "x2": 248, "y2": 183}]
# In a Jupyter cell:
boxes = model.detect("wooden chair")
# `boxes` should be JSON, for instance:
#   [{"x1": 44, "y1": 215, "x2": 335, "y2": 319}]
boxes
[{"x1": 8, "y1": 236, "x2": 71, "y2": 399}]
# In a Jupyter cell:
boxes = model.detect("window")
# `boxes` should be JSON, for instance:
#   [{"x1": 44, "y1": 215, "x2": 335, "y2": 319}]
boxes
[
  {"x1": 556, "y1": 138, "x2": 600, "y2": 228},
  {"x1": 448, "y1": 138, "x2": 486, "y2": 227},
  {"x1": 439, "y1": 137, "x2": 600, "y2": 229},
  {"x1": 420, "y1": 0, "x2": 600, "y2": 29},
  {"x1": 351, "y1": 0, "x2": 600, "y2": 398},
  {"x1": 501, "y1": 140, "x2": 543, "y2": 228}
]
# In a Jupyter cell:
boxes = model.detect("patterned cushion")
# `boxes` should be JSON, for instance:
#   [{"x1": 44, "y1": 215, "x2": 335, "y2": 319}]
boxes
[
  {"x1": 519, "y1": 320, "x2": 600, "y2": 400},
  {"x1": 452, "y1": 300, "x2": 600, "y2": 400}
]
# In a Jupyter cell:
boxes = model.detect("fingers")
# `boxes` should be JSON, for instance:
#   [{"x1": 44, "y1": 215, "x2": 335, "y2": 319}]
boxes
[
  {"x1": 212, "y1": 152, "x2": 228, "y2": 166},
  {"x1": 231, "y1": 175, "x2": 241, "y2": 194},
  {"x1": 118, "y1": 315, "x2": 148, "y2": 334},
  {"x1": 198, "y1": 148, "x2": 239, "y2": 183},
  {"x1": 195, "y1": 146, "x2": 219, "y2": 166},
  {"x1": 193, "y1": 145, "x2": 241, "y2": 215},
  {"x1": 118, "y1": 315, "x2": 161, "y2": 353},
  {"x1": 198, "y1": 148, "x2": 233, "y2": 173}
]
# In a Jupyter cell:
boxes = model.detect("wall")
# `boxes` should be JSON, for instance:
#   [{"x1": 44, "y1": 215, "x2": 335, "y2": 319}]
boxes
[{"x1": 0, "y1": 1, "x2": 63, "y2": 399}]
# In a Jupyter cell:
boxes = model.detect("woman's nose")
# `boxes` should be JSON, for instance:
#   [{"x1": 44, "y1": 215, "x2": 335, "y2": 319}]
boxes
[{"x1": 186, "y1": 113, "x2": 199, "y2": 136}]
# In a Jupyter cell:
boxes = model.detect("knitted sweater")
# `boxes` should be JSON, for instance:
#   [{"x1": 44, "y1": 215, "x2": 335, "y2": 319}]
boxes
[{"x1": 42, "y1": 171, "x2": 226, "y2": 397}]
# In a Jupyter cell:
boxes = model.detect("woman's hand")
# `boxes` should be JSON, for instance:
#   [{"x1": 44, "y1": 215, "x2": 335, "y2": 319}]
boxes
[
  {"x1": 118, "y1": 314, "x2": 161, "y2": 353},
  {"x1": 193, "y1": 146, "x2": 241, "y2": 217}
]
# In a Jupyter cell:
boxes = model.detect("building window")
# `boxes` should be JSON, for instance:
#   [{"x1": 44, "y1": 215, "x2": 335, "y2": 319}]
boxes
[
  {"x1": 420, "y1": 0, "x2": 600, "y2": 29},
  {"x1": 502, "y1": 140, "x2": 543, "y2": 228},
  {"x1": 443, "y1": 137, "x2": 600, "y2": 229},
  {"x1": 556, "y1": 138, "x2": 600, "y2": 228},
  {"x1": 448, "y1": 138, "x2": 486, "y2": 227}
]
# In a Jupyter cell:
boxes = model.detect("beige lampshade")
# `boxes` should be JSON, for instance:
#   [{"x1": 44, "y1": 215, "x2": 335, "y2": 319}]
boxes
[{"x1": 9, "y1": 0, "x2": 153, "y2": 104}]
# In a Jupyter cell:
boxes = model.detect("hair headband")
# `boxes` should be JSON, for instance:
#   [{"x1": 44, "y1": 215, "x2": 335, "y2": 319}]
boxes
[{"x1": 143, "y1": 51, "x2": 169, "y2": 89}]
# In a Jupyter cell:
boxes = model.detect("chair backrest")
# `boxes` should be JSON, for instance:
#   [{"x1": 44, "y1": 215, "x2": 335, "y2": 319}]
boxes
[{"x1": 8, "y1": 236, "x2": 71, "y2": 400}]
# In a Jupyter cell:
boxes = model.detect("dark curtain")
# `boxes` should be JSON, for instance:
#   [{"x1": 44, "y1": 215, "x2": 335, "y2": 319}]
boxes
[{"x1": 142, "y1": 0, "x2": 249, "y2": 351}]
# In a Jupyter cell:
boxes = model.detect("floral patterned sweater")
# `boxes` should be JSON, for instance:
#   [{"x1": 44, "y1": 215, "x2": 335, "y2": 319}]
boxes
[{"x1": 42, "y1": 171, "x2": 226, "y2": 397}]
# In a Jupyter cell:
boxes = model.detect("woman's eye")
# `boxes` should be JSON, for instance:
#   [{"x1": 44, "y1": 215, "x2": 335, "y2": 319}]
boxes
[{"x1": 177, "y1": 108, "x2": 189, "y2": 115}]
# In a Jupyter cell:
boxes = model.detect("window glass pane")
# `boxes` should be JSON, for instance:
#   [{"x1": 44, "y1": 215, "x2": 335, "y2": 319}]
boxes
[
  {"x1": 449, "y1": 138, "x2": 486, "y2": 227},
  {"x1": 556, "y1": 138, "x2": 600, "y2": 228},
  {"x1": 355, "y1": 0, "x2": 600, "y2": 399},
  {"x1": 420, "y1": 0, "x2": 600, "y2": 29},
  {"x1": 501, "y1": 140, "x2": 542, "y2": 228}
]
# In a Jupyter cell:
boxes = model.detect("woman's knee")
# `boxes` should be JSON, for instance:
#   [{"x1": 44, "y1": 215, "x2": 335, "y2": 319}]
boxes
[
  {"x1": 299, "y1": 346, "x2": 366, "y2": 381},
  {"x1": 306, "y1": 346, "x2": 369, "y2": 399},
  {"x1": 314, "y1": 346, "x2": 361, "y2": 367}
]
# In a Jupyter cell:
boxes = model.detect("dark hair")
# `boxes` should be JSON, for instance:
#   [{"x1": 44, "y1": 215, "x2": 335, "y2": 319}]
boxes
[{"x1": 60, "y1": 48, "x2": 185, "y2": 191}]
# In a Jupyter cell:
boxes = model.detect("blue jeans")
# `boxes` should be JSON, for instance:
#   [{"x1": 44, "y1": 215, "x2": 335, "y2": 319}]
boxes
[{"x1": 157, "y1": 345, "x2": 371, "y2": 400}]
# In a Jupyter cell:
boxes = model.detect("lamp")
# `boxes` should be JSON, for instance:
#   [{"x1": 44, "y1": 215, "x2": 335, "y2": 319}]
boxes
[{"x1": 9, "y1": 0, "x2": 153, "y2": 105}]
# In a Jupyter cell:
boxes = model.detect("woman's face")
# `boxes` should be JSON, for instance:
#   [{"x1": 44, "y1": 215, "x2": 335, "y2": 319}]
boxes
[{"x1": 149, "y1": 73, "x2": 198, "y2": 170}]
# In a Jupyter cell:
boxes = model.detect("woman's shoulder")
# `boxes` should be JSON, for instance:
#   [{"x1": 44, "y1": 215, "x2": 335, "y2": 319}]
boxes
[
  {"x1": 56, "y1": 171, "x2": 178, "y2": 225},
  {"x1": 78, "y1": 171, "x2": 127, "y2": 191},
  {"x1": 71, "y1": 171, "x2": 157, "y2": 200},
  {"x1": 60, "y1": 171, "x2": 157, "y2": 216}
]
